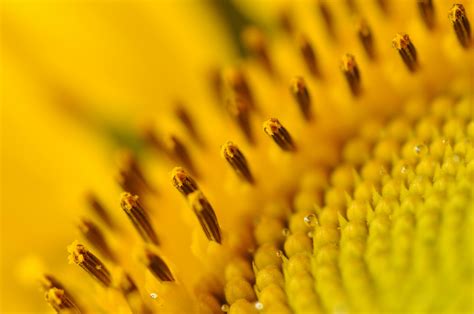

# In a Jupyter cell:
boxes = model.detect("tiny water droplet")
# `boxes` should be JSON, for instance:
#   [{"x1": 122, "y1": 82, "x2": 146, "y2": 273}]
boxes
[
  {"x1": 304, "y1": 214, "x2": 318, "y2": 227},
  {"x1": 441, "y1": 137, "x2": 448, "y2": 145},
  {"x1": 276, "y1": 250, "x2": 284, "y2": 258},
  {"x1": 414, "y1": 144, "x2": 427, "y2": 156},
  {"x1": 150, "y1": 293, "x2": 158, "y2": 299},
  {"x1": 255, "y1": 302, "x2": 264, "y2": 310},
  {"x1": 221, "y1": 304, "x2": 230, "y2": 312},
  {"x1": 307, "y1": 231, "x2": 314, "y2": 238},
  {"x1": 282, "y1": 228, "x2": 290, "y2": 237},
  {"x1": 400, "y1": 165, "x2": 408, "y2": 174}
]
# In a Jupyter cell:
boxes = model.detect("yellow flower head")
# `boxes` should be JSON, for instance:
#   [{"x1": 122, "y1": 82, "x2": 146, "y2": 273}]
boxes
[{"x1": 1, "y1": 0, "x2": 473, "y2": 313}]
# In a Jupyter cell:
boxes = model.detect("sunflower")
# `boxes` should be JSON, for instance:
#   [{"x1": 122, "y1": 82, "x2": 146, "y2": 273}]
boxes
[{"x1": 1, "y1": 0, "x2": 473, "y2": 313}]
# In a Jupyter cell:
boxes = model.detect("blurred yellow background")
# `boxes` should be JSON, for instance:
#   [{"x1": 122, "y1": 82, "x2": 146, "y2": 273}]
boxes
[{"x1": 1, "y1": 1, "x2": 235, "y2": 312}]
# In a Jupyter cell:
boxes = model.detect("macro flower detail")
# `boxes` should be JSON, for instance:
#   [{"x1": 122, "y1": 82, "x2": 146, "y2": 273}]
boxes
[{"x1": 1, "y1": 1, "x2": 472, "y2": 313}]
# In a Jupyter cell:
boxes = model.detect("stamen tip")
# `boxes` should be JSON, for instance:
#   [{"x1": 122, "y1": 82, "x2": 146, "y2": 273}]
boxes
[
  {"x1": 263, "y1": 118, "x2": 296, "y2": 151},
  {"x1": 392, "y1": 33, "x2": 410, "y2": 50},
  {"x1": 340, "y1": 54, "x2": 362, "y2": 96},
  {"x1": 67, "y1": 241, "x2": 85, "y2": 265},
  {"x1": 392, "y1": 33, "x2": 418, "y2": 72},
  {"x1": 449, "y1": 4, "x2": 471, "y2": 48},
  {"x1": 171, "y1": 166, "x2": 199, "y2": 196},
  {"x1": 120, "y1": 192, "x2": 139, "y2": 212},
  {"x1": 290, "y1": 76, "x2": 311, "y2": 120}
]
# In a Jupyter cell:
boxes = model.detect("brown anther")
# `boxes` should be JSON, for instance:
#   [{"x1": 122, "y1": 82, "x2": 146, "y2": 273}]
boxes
[
  {"x1": 317, "y1": 1, "x2": 335, "y2": 38},
  {"x1": 40, "y1": 274, "x2": 65, "y2": 291},
  {"x1": 86, "y1": 192, "x2": 116, "y2": 231},
  {"x1": 418, "y1": 0, "x2": 435, "y2": 29},
  {"x1": 345, "y1": 0, "x2": 358, "y2": 13},
  {"x1": 45, "y1": 288, "x2": 81, "y2": 313},
  {"x1": 278, "y1": 9, "x2": 294, "y2": 34},
  {"x1": 117, "y1": 152, "x2": 152, "y2": 195},
  {"x1": 171, "y1": 167, "x2": 199, "y2": 197},
  {"x1": 175, "y1": 103, "x2": 204, "y2": 146},
  {"x1": 164, "y1": 134, "x2": 198, "y2": 176},
  {"x1": 449, "y1": 4, "x2": 471, "y2": 49},
  {"x1": 67, "y1": 241, "x2": 112, "y2": 287},
  {"x1": 144, "y1": 249, "x2": 175, "y2": 282},
  {"x1": 221, "y1": 141, "x2": 254, "y2": 184},
  {"x1": 226, "y1": 96, "x2": 254, "y2": 144},
  {"x1": 142, "y1": 127, "x2": 165, "y2": 152},
  {"x1": 297, "y1": 34, "x2": 320, "y2": 77},
  {"x1": 376, "y1": 0, "x2": 389, "y2": 14},
  {"x1": 188, "y1": 190, "x2": 222, "y2": 244},
  {"x1": 357, "y1": 19, "x2": 376, "y2": 60},
  {"x1": 120, "y1": 193, "x2": 159, "y2": 245},
  {"x1": 78, "y1": 218, "x2": 117, "y2": 262},
  {"x1": 263, "y1": 118, "x2": 296, "y2": 151},
  {"x1": 224, "y1": 68, "x2": 255, "y2": 110},
  {"x1": 209, "y1": 67, "x2": 224, "y2": 104},
  {"x1": 392, "y1": 33, "x2": 419, "y2": 72},
  {"x1": 290, "y1": 76, "x2": 312, "y2": 120},
  {"x1": 340, "y1": 54, "x2": 362, "y2": 96},
  {"x1": 242, "y1": 26, "x2": 274, "y2": 75}
]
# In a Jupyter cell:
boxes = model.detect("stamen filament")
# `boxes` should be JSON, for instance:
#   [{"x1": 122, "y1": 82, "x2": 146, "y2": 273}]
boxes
[
  {"x1": 68, "y1": 241, "x2": 112, "y2": 287},
  {"x1": 120, "y1": 193, "x2": 159, "y2": 245},
  {"x1": 221, "y1": 141, "x2": 254, "y2": 184},
  {"x1": 188, "y1": 190, "x2": 222, "y2": 244},
  {"x1": 117, "y1": 153, "x2": 152, "y2": 195}
]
